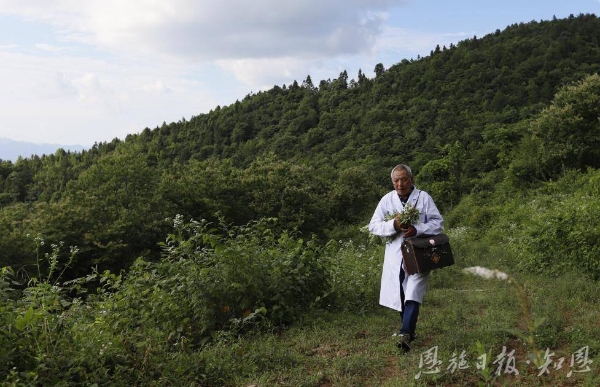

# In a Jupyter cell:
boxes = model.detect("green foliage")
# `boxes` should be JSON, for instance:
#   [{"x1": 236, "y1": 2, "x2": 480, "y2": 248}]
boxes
[
  {"x1": 324, "y1": 241, "x2": 382, "y2": 314},
  {"x1": 0, "y1": 238, "x2": 89, "y2": 384},
  {"x1": 0, "y1": 203, "x2": 35, "y2": 269},
  {"x1": 157, "y1": 157, "x2": 250, "y2": 225},
  {"x1": 239, "y1": 154, "x2": 333, "y2": 236},
  {"x1": 155, "y1": 215, "x2": 331, "y2": 331},
  {"x1": 509, "y1": 176, "x2": 600, "y2": 280},
  {"x1": 417, "y1": 141, "x2": 467, "y2": 210},
  {"x1": 529, "y1": 73, "x2": 600, "y2": 176},
  {"x1": 3, "y1": 216, "x2": 600, "y2": 385},
  {"x1": 0, "y1": 216, "x2": 392, "y2": 385},
  {"x1": 386, "y1": 202, "x2": 421, "y2": 225},
  {"x1": 453, "y1": 168, "x2": 600, "y2": 280},
  {"x1": 328, "y1": 165, "x2": 383, "y2": 225}
]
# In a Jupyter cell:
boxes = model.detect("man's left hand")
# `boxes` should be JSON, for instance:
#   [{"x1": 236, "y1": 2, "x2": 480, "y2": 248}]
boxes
[{"x1": 403, "y1": 225, "x2": 417, "y2": 238}]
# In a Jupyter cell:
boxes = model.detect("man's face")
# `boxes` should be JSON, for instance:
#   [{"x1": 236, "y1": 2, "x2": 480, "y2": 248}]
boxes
[{"x1": 391, "y1": 169, "x2": 413, "y2": 199}]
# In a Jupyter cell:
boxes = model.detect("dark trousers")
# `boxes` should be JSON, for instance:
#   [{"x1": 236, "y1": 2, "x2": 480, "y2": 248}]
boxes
[{"x1": 399, "y1": 267, "x2": 420, "y2": 340}]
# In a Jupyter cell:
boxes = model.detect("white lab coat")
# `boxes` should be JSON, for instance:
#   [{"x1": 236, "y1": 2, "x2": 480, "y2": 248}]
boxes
[{"x1": 368, "y1": 187, "x2": 444, "y2": 311}]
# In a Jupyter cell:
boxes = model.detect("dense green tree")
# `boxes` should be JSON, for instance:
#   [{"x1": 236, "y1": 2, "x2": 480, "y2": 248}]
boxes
[
  {"x1": 329, "y1": 166, "x2": 383, "y2": 225},
  {"x1": 417, "y1": 141, "x2": 467, "y2": 210},
  {"x1": 240, "y1": 154, "x2": 332, "y2": 237},
  {"x1": 530, "y1": 73, "x2": 600, "y2": 176},
  {"x1": 158, "y1": 158, "x2": 250, "y2": 226},
  {"x1": 4, "y1": 158, "x2": 34, "y2": 202},
  {"x1": 62, "y1": 145, "x2": 168, "y2": 274},
  {"x1": 0, "y1": 160, "x2": 15, "y2": 206},
  {"x1": 0, "y1": 203, "x2": 35, "y2": 269}
]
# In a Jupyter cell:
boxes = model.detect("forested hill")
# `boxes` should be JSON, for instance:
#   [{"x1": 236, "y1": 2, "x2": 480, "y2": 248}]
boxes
[
  {"x1": 1, "y1": 13, "x2": 600, "y2": 278},
  {"x1": 133, "y1": 13, "x2": 600, "y2": 171}
]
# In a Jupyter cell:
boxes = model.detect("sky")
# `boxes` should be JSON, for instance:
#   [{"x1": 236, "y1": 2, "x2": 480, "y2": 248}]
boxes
[{"x1": 1, "y1": 0, "x2": 599, "y2": 147}]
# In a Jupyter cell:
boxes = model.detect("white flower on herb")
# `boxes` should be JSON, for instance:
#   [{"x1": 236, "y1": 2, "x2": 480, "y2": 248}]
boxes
[{"x1": 361, "y1": 202, "x2": 421, "y2": 244}]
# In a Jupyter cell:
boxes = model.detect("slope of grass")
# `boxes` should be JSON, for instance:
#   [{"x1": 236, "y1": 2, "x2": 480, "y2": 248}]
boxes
[{"x1": 228, "y1": 247, "x2": 600, "y2": 386}]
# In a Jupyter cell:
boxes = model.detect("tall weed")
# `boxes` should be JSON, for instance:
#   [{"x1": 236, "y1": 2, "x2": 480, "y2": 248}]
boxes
[{"x1": 325, "y1": 240, "x2": 382, "y2": 314}]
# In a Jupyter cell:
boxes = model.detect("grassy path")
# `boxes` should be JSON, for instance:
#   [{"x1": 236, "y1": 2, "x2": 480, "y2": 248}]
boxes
[{"x1": 233, "y1": 267, "x2": 600, "y2": 386}]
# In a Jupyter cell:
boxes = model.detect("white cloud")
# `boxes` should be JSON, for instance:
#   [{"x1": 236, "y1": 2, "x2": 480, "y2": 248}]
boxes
[
  {"x1": 0, "y1": 43, "x2": 18, "y2": 51},
  {"x1": 0, "y1": 50, "x2": 218, "y2": 145},
  {"x1": 35, "y1": 43, "x2": 68, "y2": 52},
  {"x1": 0, "y1": 0, "x2": 405, "y2": 61}
]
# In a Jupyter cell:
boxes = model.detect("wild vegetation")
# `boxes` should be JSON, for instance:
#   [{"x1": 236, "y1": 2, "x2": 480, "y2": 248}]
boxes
[{"x1": 1, "y1": 13, "x2": 600, "y2": 385}]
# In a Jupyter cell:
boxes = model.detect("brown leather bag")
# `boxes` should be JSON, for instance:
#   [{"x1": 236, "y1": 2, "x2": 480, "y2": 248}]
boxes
[{"x1": 401, "y1": 234, "x2": 454, "y2": 275}]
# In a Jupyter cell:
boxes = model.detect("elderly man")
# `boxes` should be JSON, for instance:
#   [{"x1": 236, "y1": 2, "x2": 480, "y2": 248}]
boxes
[{"x1": 368, "y1": 164, "x2": 444, "y2": 352}]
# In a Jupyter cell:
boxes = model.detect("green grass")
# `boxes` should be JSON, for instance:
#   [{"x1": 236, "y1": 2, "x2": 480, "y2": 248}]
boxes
[{"x1": 224, "y1": 266, "x2": 600, "y2": 386}]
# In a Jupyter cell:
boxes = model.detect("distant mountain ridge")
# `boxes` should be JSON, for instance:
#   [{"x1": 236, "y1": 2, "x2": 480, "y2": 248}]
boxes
[{"x1": 0, "y1": 138, "x2": 85, "y2": 162}]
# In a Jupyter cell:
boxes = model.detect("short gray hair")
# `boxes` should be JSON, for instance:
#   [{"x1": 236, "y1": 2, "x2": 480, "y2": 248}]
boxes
[{"x1": 390, "y1": 164, "x2": 413, "y2": 178}]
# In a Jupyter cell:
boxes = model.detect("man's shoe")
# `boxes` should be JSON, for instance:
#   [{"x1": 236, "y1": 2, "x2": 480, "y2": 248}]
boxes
[
  {"x1": 393, "y1": 331, "x2": 416, "y2": 341},
  {"x1": 396, "y1": 333, "x2": 411, "y2": 353}
]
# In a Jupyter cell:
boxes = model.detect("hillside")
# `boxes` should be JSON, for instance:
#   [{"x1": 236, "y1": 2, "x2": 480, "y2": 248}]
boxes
[
  {"x1": 0, "y1": 13, "x2": 599, "y2": 277},
  {"x1": 132, "y1": 13, "x2": 600, "y2": 172}
]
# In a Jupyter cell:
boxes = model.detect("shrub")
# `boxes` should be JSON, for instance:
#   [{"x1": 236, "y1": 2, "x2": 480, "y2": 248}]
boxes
[
  {"x1": 70, "y1": 215, "x2": 333, "y2": 359},
  {"x1": 1, "y1": 216, "x2": 334, "y2": 385},
  {"x1": 510, "y1": 191, "x2": 600, "y2": 279},
  {"x1": 324, "y1": 240, "x2": 382, "y2": 314}
]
